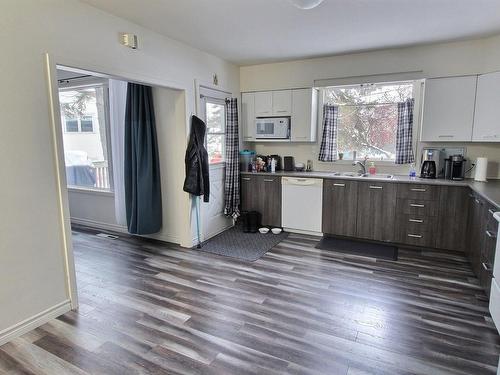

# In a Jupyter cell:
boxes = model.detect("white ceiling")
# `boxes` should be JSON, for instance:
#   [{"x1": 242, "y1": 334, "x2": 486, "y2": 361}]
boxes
[{"x1": 81, "y1": 0, "x2": 500, "y2": 65}]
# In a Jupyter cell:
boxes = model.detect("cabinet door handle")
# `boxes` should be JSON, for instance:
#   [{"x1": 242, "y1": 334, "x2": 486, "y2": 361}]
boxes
[
  {"x1": 409, "y1": 218, "x2": 424, "y2": 223},
  {"x1": 263, "y1": 179, "x2": 274, "y2": 182},
  {"x1": 275, "y1": 110, "x2": 288, "y2": 113},
  {"x1": 242, "y1": 177, "x2": 251, "y2": 181},
  {"x1": 486, "y1": 230, "x2": 497, "y2": 239},
  {"x1": 333, "y1": 183, "x2": 345, "y2": 187},
  {"x1": 438, "y1": 135, "x2": 454, "y2": 138},
  {"x1": 468, "y1": 193, "x2": 474, "y2": 198},
  {"x1": 408, "y1": 234, "x2": 423, "y2": 238},
  {"x1": 482, "y1": 262, "x2": 493, "y2": 272},
  {"x1": 489, "y1": 209, "x2": 496, "y2": 215},
  {"x1": 474, "y1": 198, "x2": 484, "y2": 205},
  {"x1": 369, "y1": 185, "x2": 383, "y2": 190},
  {"x1": 410, "y1": 203, "x2": 425, "y2": 208},
  {"x1": 410, "y1": 188, "x2": 426, "y2": 192}
]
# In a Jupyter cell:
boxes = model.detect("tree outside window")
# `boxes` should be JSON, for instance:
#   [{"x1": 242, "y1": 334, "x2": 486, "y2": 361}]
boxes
[{"x1": 323, "y1": 82, "x2": 413, "y2": 161}]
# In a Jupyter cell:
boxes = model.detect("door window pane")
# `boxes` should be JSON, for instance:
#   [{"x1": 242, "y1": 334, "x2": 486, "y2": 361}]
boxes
[
  {"x1": 205, "y1": 101, "x2": 225, "y2": 164},
  {"x1": 59, "y1": 86, "x2": 112, "y2": 190},
  {"x1": 206, "y1": 102, "x2": 225, "y2": 133},
  {"x1": 207, "y1": 134, "x2": 224, "y2": 164}
]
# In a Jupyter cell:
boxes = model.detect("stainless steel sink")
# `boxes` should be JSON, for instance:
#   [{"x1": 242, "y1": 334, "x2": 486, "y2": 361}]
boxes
[
  {"x1": 360, "y1": 173, "x2": 394, "y2": 179},
  {"x1": 329, "y1": 171, "x2": 394, "y2": 179}
]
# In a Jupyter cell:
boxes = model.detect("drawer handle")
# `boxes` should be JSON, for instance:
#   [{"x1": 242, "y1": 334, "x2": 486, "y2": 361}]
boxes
[
  {"x1": 468, "y1": 193, "x2": 474, "y2": 198},
  {"x1": 263, "y1": 179, "x2": 274, "y2": 182},
  {"x1": 369, "y1": 186, "x2": 383, "y2": 190},
  {"x1": 486, "y1": 230, "x2": 497, "y2": 239},
  {"x1": 242, "y1": 177, "x2": 251, "y2": 181},
  {"x1": 408, "y1": 234, "x2": 422, "y2": 238},
  {"x1": 482, "y1": 262, "x2": 493, "y2": 272},
  {"x1": 409, "y1": 218, "x2": 424, "y2": 223},
  {"x1": 276, "y1": 110, "x2": 288, "y2": 113},
  {"x1": 333, "y1": 183, "x2": 345, "y2": 187},
  {"x1": 438, "y1": 135, "x2": 454, "y2": 138},
  {"x1": 410, "y1": 203, "x2": 425, "y2": 208},
  {"x1": 410, "y1": 188, "x2": 426, "y2": 192}
]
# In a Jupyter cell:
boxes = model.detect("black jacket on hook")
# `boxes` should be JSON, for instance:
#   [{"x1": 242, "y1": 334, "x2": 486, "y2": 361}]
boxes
[{"x1": 183, "y1": 115, "x2": 210, "y2": 202}]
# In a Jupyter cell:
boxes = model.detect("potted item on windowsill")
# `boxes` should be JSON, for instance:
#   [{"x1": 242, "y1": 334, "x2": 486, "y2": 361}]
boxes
[{"x1": 338, "y1": 152, "x2": 344, "y2": 160}]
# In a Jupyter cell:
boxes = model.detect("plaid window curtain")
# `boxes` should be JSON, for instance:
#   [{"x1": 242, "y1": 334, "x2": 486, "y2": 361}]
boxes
[
  {"x1": 395, "y1": 98, "x2": 415, "y2": 164},
  {"x1": 318, "y1": 104, "x2": 339, "y2": 162},
  {"x1": 223, "y1": 98, "x2": 240, "y2": 219}
]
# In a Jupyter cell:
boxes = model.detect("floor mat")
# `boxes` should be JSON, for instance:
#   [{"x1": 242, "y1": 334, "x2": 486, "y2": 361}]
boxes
[
  {"x1": 197, "y1": 227, "x2": 288, "y2": 261},
  {"x1": 315, "y1": 236, "x2": 398, "y2": 260}
]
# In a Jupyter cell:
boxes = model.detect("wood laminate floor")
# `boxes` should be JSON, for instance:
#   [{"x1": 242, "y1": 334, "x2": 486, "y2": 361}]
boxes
[{"x1": 1, "y1": 228, "x2": 499, "y2": 374}]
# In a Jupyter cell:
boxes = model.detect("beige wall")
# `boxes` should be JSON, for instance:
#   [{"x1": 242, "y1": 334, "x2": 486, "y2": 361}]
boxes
[
  {"x1": 240, "y1": 35, "x2": 500, "y2": 178},
  {"x1": 0, "y1": 0, "x2": 239, "y2": 342}
]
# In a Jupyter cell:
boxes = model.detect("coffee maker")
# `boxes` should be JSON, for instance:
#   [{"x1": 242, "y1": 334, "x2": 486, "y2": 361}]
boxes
[
  {"x1": 444, "y1": 154, "x2": 467, "y2": 180},
  {"x1": 420, "y1": 148, "x2": 443, "y2": 179}
]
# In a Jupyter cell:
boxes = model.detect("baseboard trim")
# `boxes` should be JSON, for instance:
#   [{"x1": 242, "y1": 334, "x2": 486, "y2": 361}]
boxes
[
  {"x1": 0, "y1": 300, "x2": 71, "y2": 346},
  {"x1": 283, "y1": 227, "x2": 323, "y2": 237},
  {"x1": 70, "y1": 217, "x2": 128, "y2": 234}
]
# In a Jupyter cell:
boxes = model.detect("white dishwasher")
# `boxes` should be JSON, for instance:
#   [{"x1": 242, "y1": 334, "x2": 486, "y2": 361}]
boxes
[{"x1": 282, "y1": 177, "x2": 323, "y2": 235}]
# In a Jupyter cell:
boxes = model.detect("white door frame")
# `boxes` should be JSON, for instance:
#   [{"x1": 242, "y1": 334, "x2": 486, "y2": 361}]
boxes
[
  {"x1": 194, "y1": 80, "x2": 234, "y2": 241},
  {"x1": 44, "y1": 52, "x2": 195, "y2": 310}
]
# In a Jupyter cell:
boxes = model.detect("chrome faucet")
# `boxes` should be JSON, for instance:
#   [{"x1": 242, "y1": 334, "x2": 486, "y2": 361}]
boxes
[{"x1": 353, "y1": 156, "x2": 368, "y2": 175}]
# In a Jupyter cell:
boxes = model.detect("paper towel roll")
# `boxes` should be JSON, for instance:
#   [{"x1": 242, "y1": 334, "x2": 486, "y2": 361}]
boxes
[{"x1": 474, "y1": 157, "x2": 488, "y2": 182}]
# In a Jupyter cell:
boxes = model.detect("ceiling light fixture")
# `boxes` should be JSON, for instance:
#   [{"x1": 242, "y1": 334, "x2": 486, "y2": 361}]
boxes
[{"x1": 289, "y1": 0, "x2": 324, "y2": 10}]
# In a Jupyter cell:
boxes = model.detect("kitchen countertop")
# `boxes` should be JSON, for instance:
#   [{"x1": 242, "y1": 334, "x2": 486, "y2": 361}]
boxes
[{"x1": 241, "y1": 170, "x2": 500, "y2": 208}]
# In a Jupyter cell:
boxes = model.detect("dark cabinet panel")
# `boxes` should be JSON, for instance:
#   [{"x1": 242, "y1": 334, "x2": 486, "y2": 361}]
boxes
[
  {"x1": 322, "y1": 179, "x2": 358, "y2": 237},
  {"x1": 435, "y1": 186, "x2": 469, "y2": 251},
  {"x1": 397, "y1": 184, "x2": 440, "y2": 200},
  {"x1": 260, "y1": 176, "x2": 282, "y2": 227},
  {"x1": 240, "y1": 175, "x2": 281, "y2": 227},
  {"x1": 466, "y1": 194, "x2": 484, "y2": 277},
  {"x1": 356, "y1": 182, "x2": 397, "y2": 242},
  {"x1": 396, "y1": 198, "x2": 439, "y2": 217},
  {"x1": 241, "y1": 175, "x2": 257, "y2": 212},
  {"x1": 480, "y1": 203, "x2": 498, "y2": 295}
]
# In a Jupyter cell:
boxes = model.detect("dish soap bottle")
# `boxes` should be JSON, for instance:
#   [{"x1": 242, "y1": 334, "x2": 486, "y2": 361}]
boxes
[
  {"x1": 409, "y1": 163, "x2": 417, "y2": 179},
  {"x1": 368, "y1": 161, "x2": 376, "y2": 175}
]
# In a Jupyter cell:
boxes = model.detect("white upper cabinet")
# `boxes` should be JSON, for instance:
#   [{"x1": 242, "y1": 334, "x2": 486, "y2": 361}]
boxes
[
  {"x1": 473, "y1": 71, "x2": 500, "y2": 142},
  {"x1": 291, "y1": 88, "x2": 318, "y2": 142},
  {"x1": 421, "y1": 76, "x2": 477, "y2": 142},
  {"x1": 254, "y1": 91, "x2": 273, "y2": 117},
  {"x1": 241, "y1": 92, "x2": 255, "y2": 141},
  {"x1": 272, "y1": 90, "x2": 292, "y2": 116}
]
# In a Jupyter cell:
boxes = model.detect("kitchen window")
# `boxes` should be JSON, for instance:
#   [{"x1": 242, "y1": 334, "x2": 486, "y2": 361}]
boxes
[
  {"x1": 59, "y1": 85, "x2": 113, "y2": 191},
  {"x1": 322, "y1": 81, "x2": 414, "y2": 161},
  {"x1": 205, "y1": 101, "x2": 226, "y2": 164}
]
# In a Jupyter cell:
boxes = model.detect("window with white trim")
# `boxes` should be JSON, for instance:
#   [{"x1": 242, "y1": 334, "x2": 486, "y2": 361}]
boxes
[
  {"x1": 59, "y1": 85, "x2": 113, "y2": 191},
  {"x1": 322, "y1": 81, "x2": 414, "y2": 161}
]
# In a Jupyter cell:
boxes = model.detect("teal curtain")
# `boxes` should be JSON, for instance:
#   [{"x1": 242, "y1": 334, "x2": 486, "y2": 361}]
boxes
[{"x1": 124, "y1": 83, "x2": 162, "y2": 234}]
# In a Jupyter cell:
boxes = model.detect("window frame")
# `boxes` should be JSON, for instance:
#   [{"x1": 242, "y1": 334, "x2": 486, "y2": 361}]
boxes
[
  {"x1": 318, "y1": 80, "x2": 422, "y2": 165},
  {"x1": 59, "y1": 82, "x2": 114, "y2": 192}
]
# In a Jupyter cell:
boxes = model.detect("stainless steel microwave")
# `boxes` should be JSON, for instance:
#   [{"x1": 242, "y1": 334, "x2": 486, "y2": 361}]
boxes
[{"x1": 255, "y1": 117, "x2": 290, "y2": 139}]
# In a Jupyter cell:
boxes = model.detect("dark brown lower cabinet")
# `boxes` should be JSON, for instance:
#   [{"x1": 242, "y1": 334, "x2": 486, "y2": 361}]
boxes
[
  {"x1": 479, "y1": 203, "x2": 499, "y2": 295},
  {"x1": 322, "y1": 179, "x2": 358, "y2": 237},
  {"x1": 356, "y1": 182, "x2": 396, "y2": 242},
  {"x1": 435, "y1": 186, "x2": 469, "y2": 251},
  {"x1": 240, "y1": 175, "x2": 281, "y2": 227}
]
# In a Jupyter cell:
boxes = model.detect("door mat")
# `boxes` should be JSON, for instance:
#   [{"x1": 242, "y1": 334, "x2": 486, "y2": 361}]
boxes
[
  {"x1": 197, "y1": 227, "x2": 288, "y2": 262},
  {"x1": 316, "y1": 236, "x2": 398, "y2": 261}
]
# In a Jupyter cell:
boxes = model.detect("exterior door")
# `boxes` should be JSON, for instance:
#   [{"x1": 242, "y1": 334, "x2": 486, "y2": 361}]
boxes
[{"x1": 199, "y1": 87, "x2": 232, "y2": 240}]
